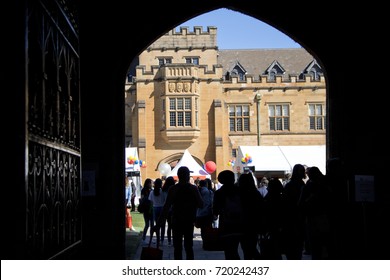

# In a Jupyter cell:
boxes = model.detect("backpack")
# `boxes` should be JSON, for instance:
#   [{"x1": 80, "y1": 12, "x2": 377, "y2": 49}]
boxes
[
  {"x1": 171, "y1": 183, "x2": 199, "y2": 223},
  {"x1": 138, "y1": 196, "x2": 151, "y2": 214},
  {"x1": 222, "y1": 193, "x2": 245, "y2": 229}
]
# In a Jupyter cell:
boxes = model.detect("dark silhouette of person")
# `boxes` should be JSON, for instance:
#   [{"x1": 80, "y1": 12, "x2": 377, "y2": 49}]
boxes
[
  {"x1": 130, "y1": 181, "x2": 136, "y2": 211},
  {"x1": 214, "y1": 170, "x2": 263, "y2": 259},
  {"x1": 162, "y1": 176, "x2": 175, "y2": 246},
  {"x1": 280, "y1": 163, "x2": 307, "y2": 259},
  {"x1": 158, "y1": 166, "x2": 203, "y2": 259},
  {"x1": 213, "y1": 170, "x2": 243, "y2": 259},
  {"x1": 300, "y1": 166, "x2": 332, "y2": 259},
  {"x1": 260, "y1": 177, "x2": 284, "y2": 259},
  {"x1": 140, "y1": 178, "x2": 153, "y2": 242},
  {"x1": 237, "y1": 172, "x2": 264, "y2": 260},
  {"x1": 195, "y1": 179, "x2": 214, "y2": 245}
]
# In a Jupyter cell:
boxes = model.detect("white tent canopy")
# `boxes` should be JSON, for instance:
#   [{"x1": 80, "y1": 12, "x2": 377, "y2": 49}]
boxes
[
  {"x1": 279, "y1": 145, "x2": 326, "y2": 173},
  {"x1": 166, "y1": 149, "x2": 211, "y2": 179},
  {"x1": 234, "y1": 145, "x2": 326, "y2": 175}
]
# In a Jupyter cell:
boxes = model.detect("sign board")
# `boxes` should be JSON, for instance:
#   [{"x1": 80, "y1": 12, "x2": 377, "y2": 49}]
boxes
[
  {"x1": 127, "y1": 171, "x2": 140, "y2": 177},
  {"x1": 243, "y1": 166, "x2": 255, "y2": 173},
  {"x1": 355, "y1": 175, "x2": 375, "y2": 202}
]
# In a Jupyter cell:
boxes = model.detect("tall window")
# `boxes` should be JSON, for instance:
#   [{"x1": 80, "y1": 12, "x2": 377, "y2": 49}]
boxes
[
  {"x1": 162, "y1": 99, "x2": 166, "y2": 129},
  {"x1": 309, "y1": 103, "x2": 325, "y2": 130},
  {"x1": 231, "y1": 148, "x2": 237, "y2": 158},
  {"x1": 195, "y1": 98, "x2": 199, "y2": 127},
  {"x1": 269, "y1": 104, "x2": 290, "y2": 131},
  {"x1": 169, "y1": 97, "x2": 192, "y2": 127},
  {"x1": 229, "y1": 105, "x2": 250, "y2": 132}
]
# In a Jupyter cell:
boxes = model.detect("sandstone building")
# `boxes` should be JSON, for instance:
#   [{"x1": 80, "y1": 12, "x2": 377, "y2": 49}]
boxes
[{"x1": 125, "y1": 26, "x2": 326, "y2": 180}]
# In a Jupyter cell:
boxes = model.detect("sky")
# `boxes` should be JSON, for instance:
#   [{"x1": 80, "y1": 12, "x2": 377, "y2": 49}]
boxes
[{"x1": 177, "y1": 8, "x2": 301, "y2": 49}]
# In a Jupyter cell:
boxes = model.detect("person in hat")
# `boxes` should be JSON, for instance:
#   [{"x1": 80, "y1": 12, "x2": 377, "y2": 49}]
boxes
[{"x1": 157, "y1": 166, "x2": 203, "y2": 259}]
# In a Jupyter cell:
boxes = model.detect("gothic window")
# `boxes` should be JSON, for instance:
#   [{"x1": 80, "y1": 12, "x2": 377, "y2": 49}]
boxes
[
  {"x1": 308, "y1": 103, "x2": 326, "y2": 130},
  {"x1": 229, "y1": 105, "x2": 250, "y2": 132},
  {"x1": 165, "y1": 97, "x2": 198, "y2": 128},
  {"x1": 269, "y1": 104, "x2": 290, "y2": 131}
]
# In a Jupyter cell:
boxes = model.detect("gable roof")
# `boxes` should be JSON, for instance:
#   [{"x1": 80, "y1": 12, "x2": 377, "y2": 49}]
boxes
[
  {"x1": 167, "y1": 149, "x2": 211, "y2": 179},
  {"x1": 303, "y1": 59, "x2": 321, "y2": 73},
  {"x1": 230, "y1": 61, "x2": 247, "y2": 74},
  {"x1": 264, "y1": 60, "x2": 285, "y2": 75},
  {"x1": 218, "y1": 48, "x2": 316, "y2": 79}
]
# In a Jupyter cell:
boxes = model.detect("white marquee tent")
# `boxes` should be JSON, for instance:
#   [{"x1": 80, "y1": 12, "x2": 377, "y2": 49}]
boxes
[
  {"x1": 166, "y1": 149, "x2": 211, "y2": 179},
  {"x1": 234, "y1": 145, "x2": 326, "y2": 176}
]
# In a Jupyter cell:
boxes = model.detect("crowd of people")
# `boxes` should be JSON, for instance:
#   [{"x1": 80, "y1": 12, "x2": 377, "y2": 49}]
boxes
[{"x1": 127, "y1": 158, "x2": 346, "y2": 260}]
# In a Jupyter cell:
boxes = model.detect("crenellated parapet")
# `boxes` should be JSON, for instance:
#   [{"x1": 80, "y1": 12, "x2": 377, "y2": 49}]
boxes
[
  {"x1": 161, "y1": 64, "x2": 198, "y2": 78},
  {"x1": 222, "y1": 73, "x2": 326, "y2": 91},
  {"x1": 134, "y1": 63, "x2": 224, "y2": 82},
  {"x1": 148, "y1": 26, "x2": 218, "y2": 51},
  {"x1": 130, "y1": 64, "x2": 325, "y2": 91}
]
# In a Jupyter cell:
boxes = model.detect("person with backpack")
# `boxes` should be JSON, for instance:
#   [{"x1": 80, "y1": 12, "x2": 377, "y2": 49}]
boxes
[{"x1": 195, "y1": 179, "x2": 214, "y2": 245}]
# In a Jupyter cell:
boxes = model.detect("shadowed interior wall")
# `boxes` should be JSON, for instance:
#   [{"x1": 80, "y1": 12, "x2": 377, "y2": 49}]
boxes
[{"x1": 3, "y1": 0, "x2": 388, "y2": 259}]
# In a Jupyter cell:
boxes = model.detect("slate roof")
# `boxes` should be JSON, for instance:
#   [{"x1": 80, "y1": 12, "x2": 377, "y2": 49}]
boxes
[{"x1": 218, "y1": 48, "x2": 316, "y2": 79}]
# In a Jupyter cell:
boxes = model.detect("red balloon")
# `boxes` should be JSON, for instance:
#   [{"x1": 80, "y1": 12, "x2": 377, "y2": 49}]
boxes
[{"x1": 204, "y1": 161, "x2": 216, "y2": 173}]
